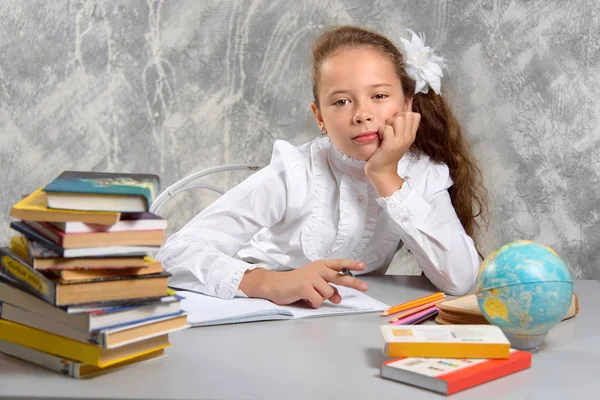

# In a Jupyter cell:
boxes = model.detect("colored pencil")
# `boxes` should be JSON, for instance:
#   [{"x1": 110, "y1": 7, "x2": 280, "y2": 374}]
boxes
[{"x1": 380, "y1": 292, "x2": 445, "y2": 316}]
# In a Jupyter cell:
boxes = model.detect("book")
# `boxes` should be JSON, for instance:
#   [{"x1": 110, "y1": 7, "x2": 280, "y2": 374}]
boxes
[
  {"x1": 22, "y1": 221, "x2": 165, "y2": 249},
  {"x1": 0, "y1": 278, "x2": 182, "y2": 331},
  {"x1": 11, "y1": 236, "x2": 159, "y2": 270},
  {"x1": 380, "y1": 349, "x2": 532, "y2": 395},
  {"x1": 435, "y1": 293, "x2": 579, "y2": 326},
  {"x1": 10, "y1": 187, "x2": 120, "y2": 225},
  {"x1": 62, "y1": 292, "x2": 180, "y2": 314},
  {"x1": 1, "y1": 303, "x2": 189, "y2": 348},
  {"x1": 0, "y1": 247, "x2": 169, "y2": 306},
  {"x1": 0, "y1": 341, "x2": 167, "y2": 379},
  {"x1": 43, "y1": 171, "x2": 160, "y2": 212},
  {"x1": 178, "y1": 285, "x2": 389, "y2": 327},
  {"x1": 380, "y1": 325, "x2": 511, "y2": 359},
  {"x1": 53, "y1": 261, "x2": 163, "y2": 282},
  {"x1": 10, "y1": 221, "x2": 159, "y2": 258},
  {"x1": 0, "y1": 319, "x2": 171, "y2": 367},
  {"x1": 49, "y1": 212, "x2": 167, "y2": 233}
]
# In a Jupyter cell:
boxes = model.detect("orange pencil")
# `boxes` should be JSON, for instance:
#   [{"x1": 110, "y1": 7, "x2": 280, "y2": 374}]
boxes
[
  {"x1": 388, "y1": 300, "x2": 442, "y2": 322},
  {"x1": 381, "y1": 292, "x2": 445, "y2": 316}
]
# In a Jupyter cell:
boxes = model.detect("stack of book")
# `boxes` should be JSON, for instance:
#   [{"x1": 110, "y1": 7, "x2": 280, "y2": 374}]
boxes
[{"x1": 0, "y1": 171, "x2": 189, "y2": 378}]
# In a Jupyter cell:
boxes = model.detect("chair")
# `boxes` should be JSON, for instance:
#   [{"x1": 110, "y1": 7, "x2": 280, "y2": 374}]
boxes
[{"x1": 149, "y1": 164, "x2": 264, "y2": 216}]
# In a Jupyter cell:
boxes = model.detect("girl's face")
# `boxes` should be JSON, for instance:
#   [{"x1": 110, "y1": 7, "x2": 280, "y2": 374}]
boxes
[{"x1": 311, "y1": 47, "x2": 410, "y2": 161}]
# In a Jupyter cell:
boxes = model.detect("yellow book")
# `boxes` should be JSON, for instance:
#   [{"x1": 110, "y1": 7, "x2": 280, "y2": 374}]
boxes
[
  {"x1": 10, "y1": 187, "x2": 120, "y2": 225},
  {"x1": 380, "y1": 324, "x2": 510, "y2": 359},
  {"x1": 0, "y1": 341, "x2": 166, "y2": 379},
  {"x1": 0, "y1": 319, "x2": 171, "y2": 367}
]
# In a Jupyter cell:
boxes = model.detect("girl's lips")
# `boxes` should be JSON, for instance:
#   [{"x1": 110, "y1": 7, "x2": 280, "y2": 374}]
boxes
[{"x1": 353, "y1": 132, "x2": 379, "y2": 143}]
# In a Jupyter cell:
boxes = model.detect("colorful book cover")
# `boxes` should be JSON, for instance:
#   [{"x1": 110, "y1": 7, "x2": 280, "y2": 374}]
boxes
[
  {"x1": 0, "y1": 246, "x2": 57, "y2": 305},
  {"x1": 43, "y1": 171, "x2": 160, "y2": 210}
]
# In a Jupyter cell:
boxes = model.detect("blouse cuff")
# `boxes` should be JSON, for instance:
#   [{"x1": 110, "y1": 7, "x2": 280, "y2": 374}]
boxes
[
  {"x1": 207, "y1": 259, "x2": 270, "y2": 300},
  {"x1": 376, "y1": 179, "x2": 433, "y2": 227}
]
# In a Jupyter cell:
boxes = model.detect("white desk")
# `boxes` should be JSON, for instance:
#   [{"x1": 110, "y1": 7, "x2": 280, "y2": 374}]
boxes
[{"x1": 0, "y1": 276, "x2": 598, "y2": 400}]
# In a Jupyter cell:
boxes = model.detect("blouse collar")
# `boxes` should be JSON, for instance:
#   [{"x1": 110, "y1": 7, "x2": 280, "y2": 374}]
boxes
[{"x1": 323, "y1": 137, "x2": 367, "y2": 174}]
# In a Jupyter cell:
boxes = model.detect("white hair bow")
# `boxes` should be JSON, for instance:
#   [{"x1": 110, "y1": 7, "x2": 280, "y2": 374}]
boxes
[{"x1": 400, "y1": 30, "x2": 447, "y2": 95}]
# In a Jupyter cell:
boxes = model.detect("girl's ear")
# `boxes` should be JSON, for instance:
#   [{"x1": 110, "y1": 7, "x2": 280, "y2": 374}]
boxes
[{"x1": 310, "y1": 102, "x2": 325, "y2": 130}]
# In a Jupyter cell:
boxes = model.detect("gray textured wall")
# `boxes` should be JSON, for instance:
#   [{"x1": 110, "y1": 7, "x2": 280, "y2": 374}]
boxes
[{"x1": 1, "y1": 0, "x2": 598, "y2": 278}]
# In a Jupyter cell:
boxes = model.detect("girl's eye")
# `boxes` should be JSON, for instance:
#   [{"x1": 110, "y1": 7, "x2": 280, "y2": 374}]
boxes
[
  {"x1": 373, "y1": 94, "x2": 388, "y2": 100},
  {"x1": 334, "y1": 99, "x2": 349, "y2": 107}
]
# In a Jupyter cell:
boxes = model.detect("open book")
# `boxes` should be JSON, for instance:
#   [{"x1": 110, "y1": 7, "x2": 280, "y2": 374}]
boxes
[{"x1": 177, "y1": 285, "x2": 389, "y2": 327}]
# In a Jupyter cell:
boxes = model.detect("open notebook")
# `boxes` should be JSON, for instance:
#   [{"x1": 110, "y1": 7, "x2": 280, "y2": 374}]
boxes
[{"x1": 177, "y1": 285, "x2": 389, "y2": 327}]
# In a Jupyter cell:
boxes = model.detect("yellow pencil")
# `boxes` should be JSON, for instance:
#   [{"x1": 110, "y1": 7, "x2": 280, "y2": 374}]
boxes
[{"x1": 381, "y1": 292, "x2": 445, "y2": 316}]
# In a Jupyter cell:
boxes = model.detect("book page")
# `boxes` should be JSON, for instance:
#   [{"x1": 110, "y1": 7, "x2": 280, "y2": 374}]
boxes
[
  {"x1": 178, "y1": 285, "x2": 388, "y2": 327},
  {"x1": 282, "y1": 285, "x2": 388, "y2": 318}
]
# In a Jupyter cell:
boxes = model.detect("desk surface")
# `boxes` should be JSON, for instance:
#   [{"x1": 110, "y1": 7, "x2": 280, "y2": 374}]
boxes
[{"x1": 0, "y1": 276, "x2": 598, "y2": 400}]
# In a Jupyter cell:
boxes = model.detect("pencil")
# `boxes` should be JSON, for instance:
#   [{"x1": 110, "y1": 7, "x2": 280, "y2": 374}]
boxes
[
  {"x1": 388, "y1": 300, "x2": 441, "y2": 322},
  {"x1": 380, "y1": 292, "x2": 445, "y2": 316}
]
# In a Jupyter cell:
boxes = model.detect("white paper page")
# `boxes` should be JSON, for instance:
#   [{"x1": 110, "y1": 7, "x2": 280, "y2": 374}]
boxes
[
  {"x1": 178, "y1": 291, "x2": 293, "y2": 326},
  {"x1": 178, "y1": 285, "x2": 388, "y2": 326},
  {"x1": 281, "y1": 285, "x2": 389, "y2": 318}
]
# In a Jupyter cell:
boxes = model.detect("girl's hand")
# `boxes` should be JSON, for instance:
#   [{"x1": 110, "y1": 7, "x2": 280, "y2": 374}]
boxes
[
  {"x1": 364, "y1": 110, "x2": 421, "y2": 179},
  {"x1": 242, "y1": 259, "x2": 368, "y2": 308}
]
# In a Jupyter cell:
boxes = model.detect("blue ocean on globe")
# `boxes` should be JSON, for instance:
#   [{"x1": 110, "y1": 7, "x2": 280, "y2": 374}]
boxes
[{"x1": 475, "y1": 240, "x2": 573, "y2": 350}]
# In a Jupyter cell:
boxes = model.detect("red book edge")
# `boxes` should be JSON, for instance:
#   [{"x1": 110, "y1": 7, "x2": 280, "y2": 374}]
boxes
[{"x1": 440, "y1": 350, "x2": 532, "y2": 395}]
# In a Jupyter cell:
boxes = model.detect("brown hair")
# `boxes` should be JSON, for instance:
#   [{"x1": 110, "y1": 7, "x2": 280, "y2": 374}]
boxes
[{"x1": 311, "y1": 26, "x2": 488, "y2": 247}]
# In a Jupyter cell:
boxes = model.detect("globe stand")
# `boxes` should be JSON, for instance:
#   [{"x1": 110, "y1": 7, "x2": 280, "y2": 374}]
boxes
[{"x1": 504, "y1": 332, "x2": 547, "y2": 354}]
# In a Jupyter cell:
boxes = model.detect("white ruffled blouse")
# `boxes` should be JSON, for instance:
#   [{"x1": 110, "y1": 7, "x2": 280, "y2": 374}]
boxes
[{"x1": 156, "y1": 136, "x2": 480, "y2": 299}]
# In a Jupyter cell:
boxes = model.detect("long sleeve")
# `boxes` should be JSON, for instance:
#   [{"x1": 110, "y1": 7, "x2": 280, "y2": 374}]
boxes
[
  {"x1": 156, "y1": 161, "x2": 289, "y2": 300},
  {"x1": 376, "y1": 159, "x2": 480, "y2": 295}
]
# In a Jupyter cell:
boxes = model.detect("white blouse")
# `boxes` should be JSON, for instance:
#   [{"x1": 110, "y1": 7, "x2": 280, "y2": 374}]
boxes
[{"x1": 157, "y1": 136, "x2": 480, "y2": 299}]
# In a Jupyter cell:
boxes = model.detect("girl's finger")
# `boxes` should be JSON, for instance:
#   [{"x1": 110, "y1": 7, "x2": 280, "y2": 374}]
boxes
[
  {"x1": 326, "y1": 273, "x2": 369, "y2": 292},
  {"x1": 322, "y1": 259, "x2": 366, "y2": 272},
  {"x1": 378, "y1": 124, "x2": 394, "y2": 142},
  {"x1": 329, "y1": 286, "x2": 342, "y2": 304},
  {"x1": 305, "y1": 288, "x2": 325, "y2": 309},
  {"x1": 392, "y1": 114, "x2": 405, "y2": 138},
  {"x1": 314, "y1": 279, "x2": 336, "y2": 301}
]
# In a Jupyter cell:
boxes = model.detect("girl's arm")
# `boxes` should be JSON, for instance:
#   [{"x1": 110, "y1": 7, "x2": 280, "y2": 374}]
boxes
[
  {"x1": 156, "y1": 163, "x2": 288, "y2": 299},
  {"x1": 374, "y1": 161, "x2": 480, "y2": 296}
]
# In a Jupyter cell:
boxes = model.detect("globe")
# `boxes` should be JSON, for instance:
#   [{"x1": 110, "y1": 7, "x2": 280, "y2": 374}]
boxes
[{"x1": 474, "y1": 240, "x2": 573, "y2": 352}]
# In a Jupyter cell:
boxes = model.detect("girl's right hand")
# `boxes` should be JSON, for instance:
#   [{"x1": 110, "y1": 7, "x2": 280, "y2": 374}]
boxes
[{"x1": 243, "y1": 259, "x2": 368, "y2": 308}]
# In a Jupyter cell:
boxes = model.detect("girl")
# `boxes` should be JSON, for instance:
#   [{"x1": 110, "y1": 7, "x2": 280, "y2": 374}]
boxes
[{"x1": 157, "y1": 26, "x2": 487, "y2": 307}]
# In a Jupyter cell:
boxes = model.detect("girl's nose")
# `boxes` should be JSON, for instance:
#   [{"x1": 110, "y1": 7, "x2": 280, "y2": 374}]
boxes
[{"x1": 352, "y1": 110, "x2": 373, "y2": 125}]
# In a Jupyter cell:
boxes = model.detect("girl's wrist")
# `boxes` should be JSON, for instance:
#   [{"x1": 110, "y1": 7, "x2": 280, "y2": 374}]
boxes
[
  {"x1": 239, "y1": 268, "x2": 272, "y2": 299},
  {"x1": 366, "y1": 171, "x2": 404, "y2": 198}
]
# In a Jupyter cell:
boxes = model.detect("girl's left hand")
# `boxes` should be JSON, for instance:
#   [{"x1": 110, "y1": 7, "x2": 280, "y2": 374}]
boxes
[{"x1": 364, "y1": 109, "x2": 421, "y2": 179}]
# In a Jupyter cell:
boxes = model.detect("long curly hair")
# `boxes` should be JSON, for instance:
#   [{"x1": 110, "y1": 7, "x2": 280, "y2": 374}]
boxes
[{"x1": 311, "y1": 26, "x2": 488, "y2": 248}]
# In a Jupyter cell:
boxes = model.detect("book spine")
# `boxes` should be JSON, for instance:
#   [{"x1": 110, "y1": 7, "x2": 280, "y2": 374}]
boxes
[
  {"x1": 2, "y1": 302, "x2": 100, "y2": 345},
  {"x1": 0, "y1": 279, "x2": 89, "y2": 330},
  {"x1": 0, "y1": 340, "x2": 83, "y2": 378},
  {"x1": 0, "y1": 319, "x2": 101, "y2": 366},
  {"x1": 386, "y1": 342, "x2": 510, "y2": 359},
  {"x1": 0, "y1": 247, "x2": 57, "y2": 305},
  {"x1": 10, "y1": 221, "x2": 65, "y2": 257}
]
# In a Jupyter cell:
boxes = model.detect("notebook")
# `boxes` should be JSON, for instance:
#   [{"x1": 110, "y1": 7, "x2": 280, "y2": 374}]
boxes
[{"x1": 178, "y1": 285, "x2": 389, "y2": 326}]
